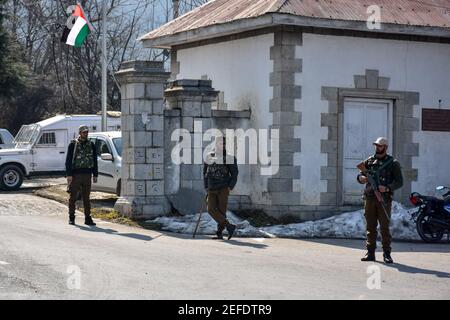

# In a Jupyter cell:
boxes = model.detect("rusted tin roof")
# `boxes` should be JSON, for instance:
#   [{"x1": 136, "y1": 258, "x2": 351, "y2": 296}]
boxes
[{"x1": 140, "y1": 0, "x2": 450, "y2": 45}]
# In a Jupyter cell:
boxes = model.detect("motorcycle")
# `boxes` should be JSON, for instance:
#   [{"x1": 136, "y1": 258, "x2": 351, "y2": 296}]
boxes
[{"x1": 410, "y1": 186, "x2": 450, "y2": 243}]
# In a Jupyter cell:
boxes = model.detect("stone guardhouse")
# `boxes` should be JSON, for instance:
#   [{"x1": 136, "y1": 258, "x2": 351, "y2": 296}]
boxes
[{"x1": 115, "y1": 0, "x2": 450, "y2": 221}]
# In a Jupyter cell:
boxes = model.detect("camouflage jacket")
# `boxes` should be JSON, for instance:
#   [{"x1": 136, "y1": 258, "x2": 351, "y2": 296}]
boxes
[
  {"x1": 65, "y1": 139, "x2": 98, "y2": 177},
  {"x1": 357, "y1": 154, "x2": 403, "y2": 198},
  {"x1": 203, "y1": 150, "x2": 238, "y2": 191}
]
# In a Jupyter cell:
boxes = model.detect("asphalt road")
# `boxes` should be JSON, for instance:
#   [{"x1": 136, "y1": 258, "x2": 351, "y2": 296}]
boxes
[{"x1": 0, "y1": 189, "x2": 450, "y2": 300}]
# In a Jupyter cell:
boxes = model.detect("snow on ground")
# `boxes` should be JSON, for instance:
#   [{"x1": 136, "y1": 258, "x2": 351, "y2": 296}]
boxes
[{"x1": 148, "y1": 202, "x2": 421, "y2": 241}]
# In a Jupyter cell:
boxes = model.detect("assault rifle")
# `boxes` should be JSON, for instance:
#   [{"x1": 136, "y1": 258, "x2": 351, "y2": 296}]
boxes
[{"x1": 357, "y1": 161, "x2": 391, "y2": 222}]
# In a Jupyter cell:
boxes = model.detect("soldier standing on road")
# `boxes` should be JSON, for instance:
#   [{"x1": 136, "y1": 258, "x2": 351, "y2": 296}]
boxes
[
  {"x1": 357, "y1": 137, "x2": 403, "y2": 264},
  {"x1": 203, "y1": 136, "x2": 238, "y2": 240},
  {"x1": 65, "y1": 125, "x2": 98, "y2": 226}
]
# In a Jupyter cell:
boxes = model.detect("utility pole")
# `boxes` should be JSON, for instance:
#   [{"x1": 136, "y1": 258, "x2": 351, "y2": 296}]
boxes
[
  {"x1": 101, "y1": 1, "x2": 107, "y2": 132},
  {"x1": 173, "y1": 0, "x2": 180, "y2": 18}
]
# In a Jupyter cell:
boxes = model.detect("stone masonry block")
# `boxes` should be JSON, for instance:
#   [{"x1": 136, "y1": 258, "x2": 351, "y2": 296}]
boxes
[
  {"x1": 146, "y1": 148, "x2": 164, "y2": 164},
  {"x1": 321, "y1": 166, "x2": 337, "y2": 180},
  {"x1": 321, "y1": 113, "x2": 338, "y2": 127},
  {"x1": 268, "y1": 178, "x2": 293, "y2": 192},
  {"x1": 354, "y1": 75, "x2": 367, "y2": 89},
  {"x1": 144, "y1": 115, "x2": 164, "y2": 131},
  {"x1": 130, "y1": 131, "x2": 152, "y2": 147},
  {"x1": 271, "y1": 192, "x2": 301, "y2": 205},
  {"x1": 182, "y1": 101, "x2": 202, "y2": 117},
  {"x1": 181, "y1": 164, "x2": 202, "y2": 180},
  {"x1": 152, "y1": 131, "x2": 164, "y2": 147},
  {"x1": 153, "y1": 164, "x2": 164, "y2": 180},
  {"x1": 126, "y1": 83, "x2": 145, "y2": 99},
  {"x1": 365, "y1": 70, "x2": 379, "y2": 89},
  {"x1": 125, "y1": 148, "x2": 146, "y2": 164},
  {"x1": 272, "y1": 111, "x2": 302, "y2": 126},
  {"x1": 129, "y1": 99, "x2": 152, "y2": 114},
  {"x1": 145, "y1": 83, "x2": 165, "y2": 99},
  {"x1": 130, "y1": 164, "x2": 153, "y2": 180},
  {"x1": 201, "y1": 103, "x2": 212, "y2": 117},
  {"x1": 321, "y1": 87, "x2": 338, "y2": 101},
  {"x1": 146, "y1": 180, "x2": 164, "y2": 196},
  {"x1": 152, "y1": 100, "x2": 164, "y2": 115},
  {"x1": 320, "y1": 192, "x2": 337, "y2": 206},
  {"x1": 321, "y1": 140, "x2": 338, "y2": 154},
  {"x1": 182, "y1": 116, "x2": 194, "y2": 132},
  {"x1": 279, "y1": 138, "x2": 301, "y2": 153},
  {"x1": 125, "y1": 181, "x2": 146, "y2": 197},
  {"x1": 378, "y1": 77, "x2": 390, "y2": 90}
]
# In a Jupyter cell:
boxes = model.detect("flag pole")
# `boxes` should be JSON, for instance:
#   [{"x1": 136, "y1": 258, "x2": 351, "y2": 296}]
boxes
[{"x1": 101, "y1": 1, "x2": 107, "y2": 132}]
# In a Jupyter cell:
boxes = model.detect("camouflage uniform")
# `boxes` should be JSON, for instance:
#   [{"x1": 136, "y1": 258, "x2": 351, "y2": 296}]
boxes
[
  {"x1": 65, "y1": 138, "x2": 98, "y2": 221},
  {"x1": 357, "y1": 154, "x2": 403, "y2": 252},
  {"x1": 203, "y1": 150, "x2": 238, "y2": 232}
]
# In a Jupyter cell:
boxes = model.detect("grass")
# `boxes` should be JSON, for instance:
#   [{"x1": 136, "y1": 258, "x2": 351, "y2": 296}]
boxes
[{"x1": 34, "y1": 185, "x2": 164, "y2": 231}]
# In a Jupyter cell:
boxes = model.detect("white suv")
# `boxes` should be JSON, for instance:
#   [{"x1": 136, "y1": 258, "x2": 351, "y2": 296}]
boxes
[{"x1": 88, "y1": 132, "x2": 122, "y2": 196}]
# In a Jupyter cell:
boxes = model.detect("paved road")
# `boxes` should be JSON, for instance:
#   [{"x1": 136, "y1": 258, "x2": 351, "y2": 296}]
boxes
[{"x1": 0, "y1": 190, "x2": 450, "y2": 300}]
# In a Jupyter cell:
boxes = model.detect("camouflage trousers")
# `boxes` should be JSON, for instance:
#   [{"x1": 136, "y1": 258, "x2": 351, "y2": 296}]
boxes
[{"x1": 68, "y1": 174, "x2": 92, "y2": 219}]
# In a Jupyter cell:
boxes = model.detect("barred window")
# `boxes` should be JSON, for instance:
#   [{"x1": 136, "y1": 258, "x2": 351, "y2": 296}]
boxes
[{"x1": 38, "y1": 132, "x2": 56, "y2": 145}]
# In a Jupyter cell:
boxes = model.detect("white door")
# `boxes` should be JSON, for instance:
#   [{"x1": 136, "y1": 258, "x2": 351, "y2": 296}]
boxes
[
  {"x1": 343, "y1": 99, "x2": 392, "y2": 205},
  {"x1": 93, "y1": 137, "x2": 116, "y2": 193},
  {"x1": 32, "y1": 130, "x2": 68, "y2": 173}
]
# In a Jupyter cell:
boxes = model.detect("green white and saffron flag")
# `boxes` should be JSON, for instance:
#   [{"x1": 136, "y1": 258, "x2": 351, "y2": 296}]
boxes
[{"x1": 61, "y1": 4, "x2": 92, "y2": 47}]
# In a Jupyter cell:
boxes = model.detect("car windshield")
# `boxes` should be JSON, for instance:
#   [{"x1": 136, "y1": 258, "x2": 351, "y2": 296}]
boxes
[
  {"x1": 112, "y1": 138, "x2": 122, "y2": 156},
  {"x1": 13, "y1": 124, "x2": 40, "y2": 147}
]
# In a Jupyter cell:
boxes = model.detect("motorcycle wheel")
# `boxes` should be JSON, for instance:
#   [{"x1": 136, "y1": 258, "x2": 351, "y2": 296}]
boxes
[{"x1": 416, "y1": 211, "x2": 444, "y2": 243}]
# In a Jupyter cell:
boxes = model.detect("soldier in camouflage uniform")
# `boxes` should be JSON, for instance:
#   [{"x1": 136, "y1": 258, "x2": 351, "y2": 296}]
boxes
[
  {"x1": 203, "y1": 136, "x2": 238, "y2": 240},
  {"x1": 65, "y1": 125, "x2": 98, "y2": 226},
  {"x1": 357, "y1": 137, "x2": 403, "y2": 264}
]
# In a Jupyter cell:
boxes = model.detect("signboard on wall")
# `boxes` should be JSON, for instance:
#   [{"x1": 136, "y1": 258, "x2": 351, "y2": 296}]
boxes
[{"x1": 422, "y1": 108, "x2": 450, "y2": 132}]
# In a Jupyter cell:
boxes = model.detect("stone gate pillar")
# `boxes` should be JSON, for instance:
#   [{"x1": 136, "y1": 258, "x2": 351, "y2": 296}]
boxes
[
  {"x1": 164, "y1": 80, "x2": 218, "y2": 193},
  {"x1": 114, "y1": 61, "x2": 171, "y2": 219}
]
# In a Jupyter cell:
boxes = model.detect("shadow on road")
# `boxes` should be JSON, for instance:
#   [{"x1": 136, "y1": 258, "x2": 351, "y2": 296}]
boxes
[
  {"x1": 301, "y1": 238, "x2": 450, "y2": 253},
  {"x1": 378, "y1": 261, "x2": 450, "y2": 278},
  {"x1": 223, "y1": 239, "x2": 268, "y2": 249},
  {"x1": 75, "y1": 225, "x2": 155, "y2": 242}
]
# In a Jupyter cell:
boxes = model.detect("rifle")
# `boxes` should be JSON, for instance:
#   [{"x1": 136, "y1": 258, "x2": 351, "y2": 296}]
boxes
[{"x1": 357, "y1": 161, "x2": 391, "y2": 222}]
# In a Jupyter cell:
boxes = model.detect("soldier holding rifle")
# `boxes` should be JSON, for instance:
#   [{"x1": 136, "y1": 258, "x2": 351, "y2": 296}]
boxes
[{"x1": 357, "y1": 137, "x2": 403, "y2": 264}]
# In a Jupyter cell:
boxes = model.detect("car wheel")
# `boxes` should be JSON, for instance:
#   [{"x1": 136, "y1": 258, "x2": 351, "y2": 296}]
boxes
[{"x1": 0, "y1": 164, "x2": 24, "y2": 191}]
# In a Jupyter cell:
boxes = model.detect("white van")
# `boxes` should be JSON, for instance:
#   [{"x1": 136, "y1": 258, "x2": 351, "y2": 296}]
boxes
[
  {"x1": 0, "y1": 129, "x2": 15, "y2": 149},
  {"x1": 0, "y1": 114, "x2": 121, "y2": 191}
]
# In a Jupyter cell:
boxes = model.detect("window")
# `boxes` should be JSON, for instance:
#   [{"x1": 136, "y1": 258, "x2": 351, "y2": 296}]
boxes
[
  {"x1": 0, "y1": 135, "x2": 4, "y2": 144},
  {"x1": 38, "y1": 132, "x2": 56, "y2": 145},
  {"x1": 112, "y1": 138, "x2": 122, "y2": 156},
  {"x1": 96, "y1": 139, "x2": 111, "y2": 157}
]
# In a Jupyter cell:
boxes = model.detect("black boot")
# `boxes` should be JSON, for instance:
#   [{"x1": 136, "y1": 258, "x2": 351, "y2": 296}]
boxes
[
  {"x1": 212, "y1": 225, "x2": 224, "y2": 240},
  {"x1": 383, "y1": 250, "x2": 394, "y2": 264},
  {"x1": 69, "y1": 216, "x2": 75, "y2": 225},
  {"x1": 361, "y1": 249, "x2": 376, "y2": 262},
  {"x1": 226, "y1": 223, "x2": 236, "y2": 240},
  {"x1": 85, "y1": 217, "x2": 96, "y2": 226}
]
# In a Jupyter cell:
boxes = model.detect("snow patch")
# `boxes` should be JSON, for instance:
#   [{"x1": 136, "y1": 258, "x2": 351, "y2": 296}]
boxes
[{"x1": 147, "y1": 202, "x2": 420, "y2": 241}]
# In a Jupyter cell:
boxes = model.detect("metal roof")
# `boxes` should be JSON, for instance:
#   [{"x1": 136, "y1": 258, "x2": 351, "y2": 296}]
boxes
[{"x1": 140, "y1": 0, "x2": 450, "y2": 45}]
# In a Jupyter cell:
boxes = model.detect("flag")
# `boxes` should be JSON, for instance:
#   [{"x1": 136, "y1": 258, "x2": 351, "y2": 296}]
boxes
[{"x1": 61, "y1": 4, "x2": 92, "y2": 47}]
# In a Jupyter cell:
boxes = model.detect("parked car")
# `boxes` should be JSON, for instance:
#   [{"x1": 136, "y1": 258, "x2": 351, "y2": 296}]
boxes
[
  {"x1": 0, "y1": 114, "x2": 121, "y2": 191},
  {"x1": 0, "y1": 129, "x2": 15, "y2": 149},
  {"x1": 89, "y1": 132, "x2": 122, "y2": 196}
]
